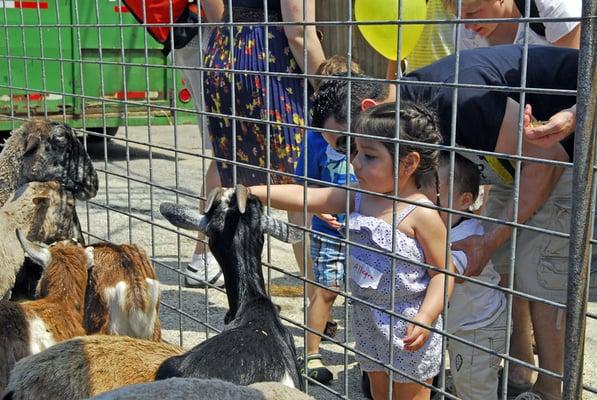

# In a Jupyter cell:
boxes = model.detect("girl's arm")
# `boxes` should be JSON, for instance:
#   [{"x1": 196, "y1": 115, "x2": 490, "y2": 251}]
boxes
[
  {"x1": 403, "y1": 206, "x2": 454, "y2": 351},
  {"x1": 249, "y1": 184, "x2": 352, "y2": 214},
  {"x1": 280, "y1": 0, "x2": 326, "y2": 86}
]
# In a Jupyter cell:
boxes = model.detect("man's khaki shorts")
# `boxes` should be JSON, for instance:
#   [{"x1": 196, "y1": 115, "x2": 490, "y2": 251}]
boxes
[{"x1": 483, "y1": 168, "x2": 597, "y2": 303}]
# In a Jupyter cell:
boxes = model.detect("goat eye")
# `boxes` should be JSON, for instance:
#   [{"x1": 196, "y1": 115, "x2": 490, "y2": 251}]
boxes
[{"x1": 52, "y1": 135, "x2": 67, "y2": 148}]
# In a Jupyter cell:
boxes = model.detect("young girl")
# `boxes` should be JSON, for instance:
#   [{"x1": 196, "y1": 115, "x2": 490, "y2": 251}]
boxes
[{"x1": 250, "y1": 101, "x2": 453, "y2": 400}]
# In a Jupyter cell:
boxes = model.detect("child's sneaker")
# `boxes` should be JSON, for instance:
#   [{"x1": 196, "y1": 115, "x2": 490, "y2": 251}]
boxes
[
  {"x1": 185, "y1": 252, "x2": 225, "y2": 288},
  {"x1": 299, "y1": 353, "x2": 334, "y2": 384}
]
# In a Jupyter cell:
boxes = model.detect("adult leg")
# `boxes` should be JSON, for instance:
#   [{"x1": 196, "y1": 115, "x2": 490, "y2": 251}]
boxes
[
  {"x1": 507, "y1": 294, "x2": 535, "y2": 386},
  {"x1": 529, "y1": 301, "x2": 565, "y2": 400}
]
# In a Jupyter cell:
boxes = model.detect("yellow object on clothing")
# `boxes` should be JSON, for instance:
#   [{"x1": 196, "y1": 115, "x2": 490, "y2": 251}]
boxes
[{"x1": 406, "y1": 0, "x2": 454, "y2": 71}]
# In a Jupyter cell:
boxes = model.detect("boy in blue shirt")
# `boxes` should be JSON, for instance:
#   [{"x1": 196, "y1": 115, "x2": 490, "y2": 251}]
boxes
[{"x1": 296, "y1": 71, "x2": 388, "y2": 383}]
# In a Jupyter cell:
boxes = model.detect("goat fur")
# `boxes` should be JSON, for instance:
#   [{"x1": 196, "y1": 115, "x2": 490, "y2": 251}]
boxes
[
  {"x1": 2, "y1": 335, "x2": 184, "y2": 400},
  {"x1": 87, "y1": 378, "x2": 314, "y2": 400},
  {"x1": 0, "y1": 236, "x2": 93, "y2": 393},
  {"x1": 157, "y1": 186, "x2": 303, "y2": 389},
  {"x1": 84, "y1": 243, "x2": 161, "y2": 340},
  {"x1": 0, "y1": 181, "x2": 80, "y2": 299}
]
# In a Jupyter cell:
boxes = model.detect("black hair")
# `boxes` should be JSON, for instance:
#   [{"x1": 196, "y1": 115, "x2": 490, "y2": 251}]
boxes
[
  {"x1": 352, "y1": 101, "x2": 443, "y2": 194},
  {"x1": 439, "y1": 152, "x2": 481, "y2": 202},
  {"x1": 311, "y1": 74, "x2": 389, "y2": 129}
]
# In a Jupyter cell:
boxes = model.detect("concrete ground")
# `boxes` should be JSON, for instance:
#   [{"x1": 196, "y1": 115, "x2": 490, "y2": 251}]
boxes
[{"x1": 77, "y1": 124, "x2": 597, "y2": 400}]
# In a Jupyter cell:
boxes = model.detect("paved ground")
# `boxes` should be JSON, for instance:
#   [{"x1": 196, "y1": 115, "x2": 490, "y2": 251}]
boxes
[{"x1": 77, "y1": 124, "x2": 597, "y2": 400}]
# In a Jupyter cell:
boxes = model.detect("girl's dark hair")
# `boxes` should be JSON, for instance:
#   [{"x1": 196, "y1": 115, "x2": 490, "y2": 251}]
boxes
[{"x1": 352, "y1": 101, "x2": 443, "y2": 193}]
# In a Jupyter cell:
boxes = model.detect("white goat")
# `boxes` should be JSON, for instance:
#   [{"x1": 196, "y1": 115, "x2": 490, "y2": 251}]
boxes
[
  {"x1": 0, "y1": 230, "x2": 93, "y2": 393},
  {"x1": 88, "y1": 378, "x2": 315, "y2": 400}
]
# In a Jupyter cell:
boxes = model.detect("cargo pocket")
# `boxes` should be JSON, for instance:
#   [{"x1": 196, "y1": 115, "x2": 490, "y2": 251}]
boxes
[
  {"x1": 537, "y1": 256, "x2": 568, "y2": 291},
  {"x1": 538, "y1": 197, "x2": 571, "y2": 257}
]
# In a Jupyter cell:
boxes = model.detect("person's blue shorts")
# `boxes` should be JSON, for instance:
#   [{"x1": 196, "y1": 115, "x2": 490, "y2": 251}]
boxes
[{"x1": 310, "y1": 233, "x2": 346, "y2": 288}]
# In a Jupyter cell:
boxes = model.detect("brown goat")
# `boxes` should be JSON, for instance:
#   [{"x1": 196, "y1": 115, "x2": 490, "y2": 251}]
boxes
[
  {"x1": 3, "y1": 335, "x2": 184, "y2": 400},
  {"x1": 0, "y1": 231, "x2": 93, "y2": 393},
  {"x1": 84, "y1": 243, "x2": 161, "y2": 341}
]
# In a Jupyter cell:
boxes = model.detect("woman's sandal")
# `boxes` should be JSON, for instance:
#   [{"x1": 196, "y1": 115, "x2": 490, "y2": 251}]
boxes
[
  {"x1": 321, "y1": 321, "x2": 338, "y2": 342},
  {"x1": 299, "y1": 353, "x2": 334, "y2": 384},
  {"x1": 513, "y1": 392, "x2": 547, "y2": 400},
  {"x1": 497, "y1": 368, "x2": 533, "y2": 397}
]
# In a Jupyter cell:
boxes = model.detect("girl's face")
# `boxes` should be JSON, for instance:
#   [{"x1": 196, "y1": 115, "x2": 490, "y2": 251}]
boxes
[
  {"x1": 460, "y1": 0, "x2": 507, "y2": 37},
  {"x1": 351, "y1": 138, "x2": 395, "y2": 194}
]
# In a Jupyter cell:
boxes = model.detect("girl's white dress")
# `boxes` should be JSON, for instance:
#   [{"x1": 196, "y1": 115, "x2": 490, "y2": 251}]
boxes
[{"x1": 346, "y1": 193, "x2": 442, "y2": 382}]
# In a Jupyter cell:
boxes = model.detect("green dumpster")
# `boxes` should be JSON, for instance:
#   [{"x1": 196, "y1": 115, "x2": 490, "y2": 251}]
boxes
[{"x1": 0, "y1": 0, "x2": 196, "y2": 134}]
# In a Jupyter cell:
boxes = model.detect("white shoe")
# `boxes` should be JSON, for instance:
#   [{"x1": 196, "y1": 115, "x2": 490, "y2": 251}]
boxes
[{"x1": 185, "y1": 252, "x2": 225, "y2": 288}]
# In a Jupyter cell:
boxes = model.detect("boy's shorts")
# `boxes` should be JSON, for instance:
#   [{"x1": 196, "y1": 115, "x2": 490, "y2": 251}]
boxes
[
  {"x1": 310, "y1": 233, "x2": 346, "y2": 288},
  {"x1": 448, "y1": 307, "x2": 508, "y2": 400},
  {"x1": 483, "y1": 168, "x2": 597, "y2": 303}
]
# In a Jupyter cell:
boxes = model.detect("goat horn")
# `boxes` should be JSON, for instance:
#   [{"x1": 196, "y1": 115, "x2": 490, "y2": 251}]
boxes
[
  {"x1": 262, "y1": 215, "x2": 304, "y2": 244},
  {"x1": 204, "y1": 187, "x2": 223, "y2": 214},
  {"x1": 16, "y1": 228, "x2": 52, "y2": 268},
  {"x1": 235, "y1": 184, "x2": 248, "y2": 214},
  {"x1": 160, "y1": 202, "x2": 208, "y2": 233}
]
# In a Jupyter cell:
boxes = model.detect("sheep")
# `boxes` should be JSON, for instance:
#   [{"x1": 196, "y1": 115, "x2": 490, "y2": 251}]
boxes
[
  {"x1": 84, "y1": 243, "x2": 161, "y2": 340},
  {"x1": 0, "y1": 120, "x2": 98, "y2": 299},
  {"x1": 87, "y1": 378, "x2": 315, "y2": 400},
  {"x1": 0, "y1": 229, "x2": 93, "y2": 393},
  {"x1": 156, "y1": 185, "x2": 304, "y2": 388},
  {"x1": 0, "y1": 181, "x2": 80, "y2": 299},
  {"x1": 0, "y1": 119, "x2": 98, "y2": 206},
  {"x1": 2, "y1": 335, "x2": 184, "y2": 400}
]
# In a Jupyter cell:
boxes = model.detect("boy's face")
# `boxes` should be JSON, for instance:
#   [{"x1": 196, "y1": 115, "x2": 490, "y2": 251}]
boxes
[
  {"x1": 458, "y1": 0, "x2": 505, "y2": 38},
  {"x1": 321, "y1": 117, "x2": 348, "y2": 150}
]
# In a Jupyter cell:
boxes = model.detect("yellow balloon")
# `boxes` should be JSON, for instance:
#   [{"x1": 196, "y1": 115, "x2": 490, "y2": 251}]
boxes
[{"x1": 355, "y1": 0, "x2": 427, "y2": 60}]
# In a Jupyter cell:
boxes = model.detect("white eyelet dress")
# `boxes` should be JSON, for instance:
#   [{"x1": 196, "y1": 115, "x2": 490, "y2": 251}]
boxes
[{"x1": 346, "y1": 192, "x2": 442, "y2": 383}]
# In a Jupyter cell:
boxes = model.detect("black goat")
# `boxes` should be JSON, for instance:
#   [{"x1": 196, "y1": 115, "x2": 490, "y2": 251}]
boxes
[{"x1": 158, "y1": 185, "x2": 303, "y2": 389}]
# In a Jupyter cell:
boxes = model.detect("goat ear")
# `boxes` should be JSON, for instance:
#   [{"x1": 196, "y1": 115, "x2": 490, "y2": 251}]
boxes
[
  {"x1": 203, "y1": 188, "x2": 222, "y2": 213},
  {"x1": 84, "y1": 247, "x2": 94, "y2": 269},
  {"x1": 235, "y1": 184, "x2": 248, "y2": 214},
  {"x1": 261, "y1": 215, "x2": 305, "y2": 244},
  {"x1": 16, "y1": 228, "x2": 52, "y2": 268},
  {"x1": 32, "y1": 195, "x2": 50, "y2": 205},
  {"x1": 160, "y1": 202, "x2": 209, "y2": 232},
  {"x1": 23, "y1": 135, "x2": 40, "y2": 155}
]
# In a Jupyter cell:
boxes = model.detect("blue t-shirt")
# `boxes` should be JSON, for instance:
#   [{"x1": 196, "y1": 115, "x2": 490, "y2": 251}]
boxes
[{"x1": 295, "y1": 130, "x2": 357, "y2": 237}]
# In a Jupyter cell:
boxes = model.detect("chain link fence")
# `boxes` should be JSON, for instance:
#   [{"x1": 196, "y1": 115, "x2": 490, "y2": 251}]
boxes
[{"x1": 0, "y1": 0, "x2": 595, "y2": 399}]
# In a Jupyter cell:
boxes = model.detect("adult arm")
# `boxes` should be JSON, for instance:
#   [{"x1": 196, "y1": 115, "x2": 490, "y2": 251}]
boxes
[
  {"x1": 523, "y1": 103, "x2": 576, "y2": 149},
  {"x1": 249, "y1": 184, "x2": 351, "y2": 214},
  {"x1": 201, "y1": 0, "x2": 224, "y2": 22},
  {"x1": 280, "y1": 0, "x2": 326, "y2": 86},
  {"x1": 552, "y1": 24, "x2": 580, "y2": 48},
  {"x1": 452, "y1": 98, "x2": 569, "y2": 276}
]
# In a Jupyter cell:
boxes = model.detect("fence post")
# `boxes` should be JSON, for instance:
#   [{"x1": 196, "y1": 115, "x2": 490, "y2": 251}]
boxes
[{"x1": 563, "y1": 1, "x2": 597, "y2": 399}]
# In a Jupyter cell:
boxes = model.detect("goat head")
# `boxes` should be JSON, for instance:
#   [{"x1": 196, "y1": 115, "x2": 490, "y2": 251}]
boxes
[
  {"x1": 17, "y1": 120, "x2": 98, "y2": 201},
  {"x1": 160, "y1": 185, "x2": 303, "y2": 244}
]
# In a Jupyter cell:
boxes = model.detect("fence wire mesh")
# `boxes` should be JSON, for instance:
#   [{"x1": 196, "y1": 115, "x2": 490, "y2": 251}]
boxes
[{"x1": 0, "y1": 0, "x2": 595, "y2": 399}]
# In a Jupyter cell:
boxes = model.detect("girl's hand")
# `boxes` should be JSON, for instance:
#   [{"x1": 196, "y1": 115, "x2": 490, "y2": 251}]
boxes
[
  {"x1": 523, "y1": 104, "x2": 576, "y2": 149},
  {"x1": 316, "y1": 213, "x2": 341, "y2": 230},
  {"x1": 403, "y1": 312, "x2": 433, "y2": 351}
]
